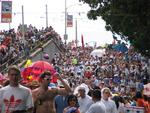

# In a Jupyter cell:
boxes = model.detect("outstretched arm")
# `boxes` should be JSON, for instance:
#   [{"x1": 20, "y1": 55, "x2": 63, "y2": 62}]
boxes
[{"x1": 56, "y1": 73, "x2": 72, "y2": 95}]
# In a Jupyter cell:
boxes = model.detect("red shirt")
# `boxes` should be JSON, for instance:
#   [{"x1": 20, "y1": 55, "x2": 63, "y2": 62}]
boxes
[{"x1": 84, "y1": 71, "x2": 92, "y2": 78}]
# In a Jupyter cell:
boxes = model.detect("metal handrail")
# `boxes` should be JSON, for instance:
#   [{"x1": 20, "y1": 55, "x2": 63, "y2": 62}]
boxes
[{"x1": 0, "y1": 36, "x2": 52, "y2": 73}]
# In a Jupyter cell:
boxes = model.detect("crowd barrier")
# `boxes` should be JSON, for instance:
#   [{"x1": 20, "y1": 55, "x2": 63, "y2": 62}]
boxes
[{"x1": 124, "y1": 106, "x2": 144, "y2": 113}]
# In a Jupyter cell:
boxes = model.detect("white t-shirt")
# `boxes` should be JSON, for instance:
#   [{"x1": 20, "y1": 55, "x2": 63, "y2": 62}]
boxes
[
  {"x1": 0, "y1": 84, "x2": 33, "y2": 113},
  {"x1": 86, "y1": 101, "x2": 106, "y2": 113},
  {"x1": 101, "y1": 98, "x2": 117, "y2": 113},
  {"x1": 78, "y1": 95, "x2": 93, "y2": 113}
]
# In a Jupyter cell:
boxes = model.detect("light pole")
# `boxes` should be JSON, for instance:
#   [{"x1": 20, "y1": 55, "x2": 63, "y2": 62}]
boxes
[
  {"x1": 75, "y1": 19, "x2": 78, "y2": 47},
  {"x1": 75, "y1": 12, "x2": 83, "y2": 48},
  {"x1": 46, "y1": 4, "x2": 48, "y2": 28},
  {"x1": 64, "y1": 0, "x2": 67, "y2": 45},
  {"x1": 21, "y1": 5, "x2": 25, "y2": 44},
  {"x1": 64, "y1": 0, "x2": 82, "y2": 45},
  {"x1": 40, "y1": 4, "x2": 48, "y2": 28}
]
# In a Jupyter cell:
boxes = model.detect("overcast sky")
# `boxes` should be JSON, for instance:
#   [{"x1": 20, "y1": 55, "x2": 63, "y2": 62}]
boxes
[{"x1": 0, "y1": 0, "x2": 113, "y2": 46}]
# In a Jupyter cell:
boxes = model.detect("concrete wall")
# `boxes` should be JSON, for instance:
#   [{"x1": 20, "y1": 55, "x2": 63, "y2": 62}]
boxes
[
  {"x1": 19, "y1": 40, "x2": 62, "y2": 67},
  {"x1": 31, "y1": 41, "x2": 61, "y2": 62}
]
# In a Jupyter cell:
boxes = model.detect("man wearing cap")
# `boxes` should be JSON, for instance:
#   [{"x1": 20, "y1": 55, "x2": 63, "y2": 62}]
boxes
[
  {"x1": 32, "y1": 71, "x2": 71, "y2": 113},
  {"x1": 0, "y1": 65, "x2": 34, "y2": 113},
  {"x1": 78, "y1": 85, "x2": 93, "y2": 113}
]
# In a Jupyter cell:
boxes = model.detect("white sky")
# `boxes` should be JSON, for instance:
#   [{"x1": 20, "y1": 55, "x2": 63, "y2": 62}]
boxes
[{"x1": 0, "y1": 0, "x2": 113, "y2": 46}]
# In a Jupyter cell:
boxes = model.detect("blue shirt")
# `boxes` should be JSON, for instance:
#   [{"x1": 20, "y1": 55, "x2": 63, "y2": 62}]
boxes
[{"x1": 55, "y1": 95, "x2": 68, "y2": 113}]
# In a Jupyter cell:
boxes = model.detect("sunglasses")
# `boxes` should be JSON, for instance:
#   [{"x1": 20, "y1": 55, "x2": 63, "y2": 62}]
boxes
[
  {"x1": 10, "y1": 73, "x2": 20, "y2": 76},
  {"x1": 43, "y1": 77, "x2": 51, "y2": 81}
]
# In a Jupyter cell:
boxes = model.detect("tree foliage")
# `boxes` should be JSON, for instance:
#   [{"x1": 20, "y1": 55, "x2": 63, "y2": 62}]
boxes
[{"x1": 80, "y1": 0, "x2": 150, "y2": 57}]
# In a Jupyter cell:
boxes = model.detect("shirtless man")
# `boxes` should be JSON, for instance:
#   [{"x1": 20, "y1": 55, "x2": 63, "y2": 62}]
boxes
[{"x1": 32, "y1": 71, "x2": 72, "y2": 113}]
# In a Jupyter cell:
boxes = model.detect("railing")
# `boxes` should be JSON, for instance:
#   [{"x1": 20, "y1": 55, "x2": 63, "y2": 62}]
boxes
[{"x1": 0, "y1": 36, "x2": 53, "y2": 74}]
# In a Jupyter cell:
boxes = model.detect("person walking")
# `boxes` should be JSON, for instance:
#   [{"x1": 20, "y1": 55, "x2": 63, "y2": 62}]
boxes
[
  {"x1": 77, "y1": 86, "x2": 93, "y2": 113},
  {"x1": 0, "y1": 65, "x2": 34, "y2": 113},
  {"x1": 86, "y1": 89, "x2": 106, "y2": 113},
  {"x1": 101, "y1": 87, "x2": 117, "y2": 113}
]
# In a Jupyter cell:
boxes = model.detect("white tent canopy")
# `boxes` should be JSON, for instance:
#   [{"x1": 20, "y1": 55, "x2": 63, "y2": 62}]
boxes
[{"x1": 90, "y1": 49, "x2": 105, "y2": 57}]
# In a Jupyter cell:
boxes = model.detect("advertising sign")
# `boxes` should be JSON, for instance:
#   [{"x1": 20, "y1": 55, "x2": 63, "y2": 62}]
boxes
[{"x1": 1, "y1": 1, "x2": 12, "y2": 23}]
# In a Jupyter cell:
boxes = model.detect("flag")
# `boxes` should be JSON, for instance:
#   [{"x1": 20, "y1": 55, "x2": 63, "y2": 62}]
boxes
[
  {"x1": 81, "y1": 34, "x2": 84, "y2": 49},
  {"x1": 1, "y1": 1, "x2": 12, "y2": 23},
  {"x1": 67, "y1": 14, "x2": 73, "y2": 27}
]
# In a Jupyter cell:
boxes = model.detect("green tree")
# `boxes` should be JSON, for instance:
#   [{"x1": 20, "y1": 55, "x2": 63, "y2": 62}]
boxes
[{"x1": 80, "y1": 0, "x2": 150, "y2": 57}]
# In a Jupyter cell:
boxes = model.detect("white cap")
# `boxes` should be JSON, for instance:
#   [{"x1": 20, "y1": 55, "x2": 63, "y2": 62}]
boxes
[
  {"x1": 74, "y1": 83, "x2": 89, "y2": 95},
  {"x1": 78, "y1": 86, "x2": 86, "y2": 91}
]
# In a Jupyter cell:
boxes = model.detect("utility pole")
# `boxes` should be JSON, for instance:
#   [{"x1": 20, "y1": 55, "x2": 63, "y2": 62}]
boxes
[
  {"x1": 75, "y1": 19, "x2": 78, "y2": 47},
  {"x1": 64, "y1": 1, "x2": 82, "y2": 45},
  {"x1": 21, "y1": 5, "x2": 25, "y2": 44},
  {"x1": 46, "y1": 4, "x2": 48, "y2": 28},
  {"x1": 64, "y1": 0, "x2": 68, "y2": 45}
]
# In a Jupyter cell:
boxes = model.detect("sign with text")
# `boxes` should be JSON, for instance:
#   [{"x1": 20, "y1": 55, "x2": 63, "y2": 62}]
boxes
[
  {"x1": 124, "y1": 106, "x2": 144, "y2": 113},
  {"x1": 1, "y1": 1, "x2": 12, "y2": 23}
]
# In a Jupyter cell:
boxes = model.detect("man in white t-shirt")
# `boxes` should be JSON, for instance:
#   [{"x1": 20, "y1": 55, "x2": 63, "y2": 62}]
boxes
[
  {"x1": 101, "y1": 87, "x2": 117, "y2": 113},
  {"x1": 86, "y1": 89, "x2": 106, "y2": 113},
  {"x1": 0, "y1": 65, "x2": 33, "y2": 113},
  {"x1": 78, "y1": 86, "x2": 93, "y2": 113}
]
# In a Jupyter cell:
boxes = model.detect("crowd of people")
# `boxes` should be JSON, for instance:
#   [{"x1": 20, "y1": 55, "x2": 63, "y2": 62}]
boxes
[
  {"x1": 0, "y1": 38, "x2": 150, "y2": 113},
  {"x1": 0, "y1": 25, "x2": 62, "y2": 72}
]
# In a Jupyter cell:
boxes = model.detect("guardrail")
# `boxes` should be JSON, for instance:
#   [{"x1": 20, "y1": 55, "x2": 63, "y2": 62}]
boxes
[{"x1": 0, "y1": 36, "x2": 53, "y2": 74}]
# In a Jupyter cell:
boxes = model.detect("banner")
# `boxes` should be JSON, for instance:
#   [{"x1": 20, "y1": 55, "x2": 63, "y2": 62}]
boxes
[
  {"x1": 124, "y1": 106, "x2": 144, "y2": 113},
  {"x1": 67, "y1": 14, "x2": 73, "y2": 27},
  {"x1": 1, "y1": 1, "x2": 12, "y2": 23}
]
